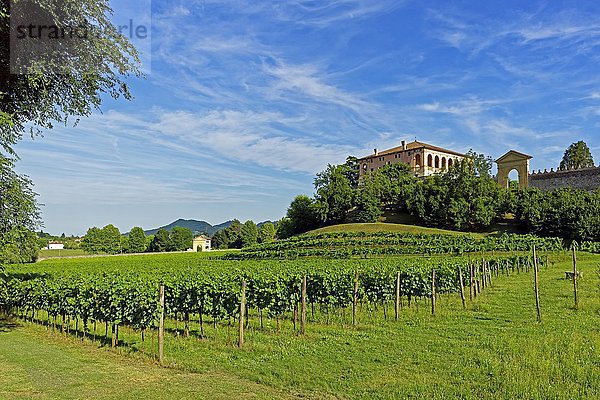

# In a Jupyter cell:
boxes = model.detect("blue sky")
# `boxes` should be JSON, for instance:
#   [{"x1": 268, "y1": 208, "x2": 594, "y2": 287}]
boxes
[{"x1": 14, "y1": 0, "x2": 600, "y2": 235}]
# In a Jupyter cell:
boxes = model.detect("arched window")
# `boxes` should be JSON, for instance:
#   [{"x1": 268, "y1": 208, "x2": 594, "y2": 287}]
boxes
[
  {"x1": 435, "y1": 155, "x2": 440, "y2": 168},
  {"x1": 442, "y1": 157, "x2": 447, "y2": 170},
  {"x1": 428, "y1": 154, "x2": 433, "y2": 167},
  {"x1": 448, "y1": 158, "x2": 453, "y2": 168},
  {"x1": 415, "y1": 153, "x2": 421, "y2": 167}
]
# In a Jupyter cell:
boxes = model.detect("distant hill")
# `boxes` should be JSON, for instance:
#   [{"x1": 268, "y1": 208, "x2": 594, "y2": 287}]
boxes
[
  {"x1": 145, "y1": 219, "x2": 275, "y2": 237},
  {"x1": 144, "y1": 219, "x2": 234, "y2": 236}
]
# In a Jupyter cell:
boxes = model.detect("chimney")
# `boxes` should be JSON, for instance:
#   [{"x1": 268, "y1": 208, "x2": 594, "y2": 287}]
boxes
[
  {"x1": 374, "y1": 148, "x2": 378, "y2": 155},
  {"x1": 401, "y1": 140, "x2": 407, "y2": 150}
]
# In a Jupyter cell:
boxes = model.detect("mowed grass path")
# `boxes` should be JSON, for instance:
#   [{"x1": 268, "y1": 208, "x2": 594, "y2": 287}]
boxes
[
  {"x1": 0, "y1": 319, "x2": 294, "y2": 400},
  {"x1": 2, "y1": 251, "x2": 599, "y2": 399}
]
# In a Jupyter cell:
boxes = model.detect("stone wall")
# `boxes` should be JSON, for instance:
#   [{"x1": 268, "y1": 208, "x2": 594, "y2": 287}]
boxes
[{"x1": 529, "y1": 167, "x2": 600, "y2": 191}]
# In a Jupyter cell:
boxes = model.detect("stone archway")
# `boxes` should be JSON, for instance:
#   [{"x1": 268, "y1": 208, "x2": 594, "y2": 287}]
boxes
[{"x1": 496, "y1": 150, "x2": 532, "y2": 189}]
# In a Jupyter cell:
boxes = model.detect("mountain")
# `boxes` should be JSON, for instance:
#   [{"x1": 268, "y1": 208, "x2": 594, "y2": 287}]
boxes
[
  {"x1": 144, "y1": 219, "x2": 277, "y2": 237},
  {"x1": 144, "y1": 219, "x2": 234, "y2": 236}
]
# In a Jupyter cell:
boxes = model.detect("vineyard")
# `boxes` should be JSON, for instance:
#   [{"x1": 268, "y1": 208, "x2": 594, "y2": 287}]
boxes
[
  {"x1": 2, "y1": 242, "x2": 598, "y2": 399},
  {"x1": 228, "y1": 231, "x2": 564, "y2": 259},
  {"x1": 0, "y1": 253, "x2": 538, "y2": 351}
]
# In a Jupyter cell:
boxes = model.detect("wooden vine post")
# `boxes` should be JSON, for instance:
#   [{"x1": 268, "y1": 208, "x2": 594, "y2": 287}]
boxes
[
  {"x1": 469, "y1": 263, "x2": 474, "y2": 300},
  {"x1": 458, "y1": 266, "x2": 466, "y2": 309},
  {"x1": 301, "y1": 276, "x2": 307, "y2": 335},
  {"x1": 572, "y1": 245, "x2": 578, "y2": 309},
  {"x1": 394, "y1": 272, "x2": 401, "y2": 321},
  {"x1": 352, "y1": 270, "x2": 359, "y2": 326},
  {"x1": 431, "y1": 269, "x2": 436, "y2": 316},
  {"x1": 158, "y1": 284, "x2": 165, "y2": 363},
  {"x1": 238, "y1": 280, "x2": 246, "y2": 348},
  {"x1": 533, "y1": 246, "x2": 541, "y2": 322}
]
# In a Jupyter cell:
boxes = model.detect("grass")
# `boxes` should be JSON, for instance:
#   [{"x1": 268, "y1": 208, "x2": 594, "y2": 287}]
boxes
[
  {"x1": 307, "y1": 222, "x2": 484, "y2": 237},
  {"x1": 4, "y1": 251, "x2": 599, "y2": 399},
  {"x1": 0, "y1": 317, "x2": 293, "y2": 399},
  {"x1": 38, "y1": 249, "x2": 86, "y2": 259}
]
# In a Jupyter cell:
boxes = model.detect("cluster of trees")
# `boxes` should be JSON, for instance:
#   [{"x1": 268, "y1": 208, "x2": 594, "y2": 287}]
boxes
[
  {"x1": 211, "y1": 220, "x2": 276, "y2": 249},
  {"x1": 279, "y1": 151, "x2": 509, "y2": 237},
  {"x1": 148, "y1": 227, "x2": 193, "y2": 252},
  {"x1": 81, "y1": 226, "x2": 195, "y2": 254},
  {"x1": 515, "y1": 188, "x2": 600, "y2": 242}
]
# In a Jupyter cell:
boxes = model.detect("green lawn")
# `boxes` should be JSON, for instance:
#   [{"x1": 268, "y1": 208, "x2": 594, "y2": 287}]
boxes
[{"x1": 3, "y1": 251, "x2": 599, "y2": 399}]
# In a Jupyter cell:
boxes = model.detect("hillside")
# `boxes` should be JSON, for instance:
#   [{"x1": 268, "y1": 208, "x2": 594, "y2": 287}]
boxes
[{"x1": 306, "y1": 222, "x2": 482, "y2": 236}]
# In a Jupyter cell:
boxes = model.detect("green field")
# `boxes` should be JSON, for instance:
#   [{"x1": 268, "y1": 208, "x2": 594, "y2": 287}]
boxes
[{"x1": 2, "y1": 244, "x2": 600, "y2": 399}]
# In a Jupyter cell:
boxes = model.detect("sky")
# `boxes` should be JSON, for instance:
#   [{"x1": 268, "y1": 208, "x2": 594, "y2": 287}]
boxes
[{"x1": 13, "y1": 0, "x2": 600, "y2": 235}]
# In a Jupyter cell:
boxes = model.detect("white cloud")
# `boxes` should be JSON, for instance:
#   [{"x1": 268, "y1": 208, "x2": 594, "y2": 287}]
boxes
[
  {"x1": 264, "y1": 61, "x2": 371, "y2": 113},
  {"x1": 416, "y1": 98, "x2": 496, "y2": 117},
  {"x1": 151, "y1": 109, "x2": 354, "y2": 173}
]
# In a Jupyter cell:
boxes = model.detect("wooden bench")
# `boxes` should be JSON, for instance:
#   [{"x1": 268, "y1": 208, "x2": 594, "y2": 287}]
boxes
[{"x1": 565, "y1": 271, "x2": 583, "y2": 280}]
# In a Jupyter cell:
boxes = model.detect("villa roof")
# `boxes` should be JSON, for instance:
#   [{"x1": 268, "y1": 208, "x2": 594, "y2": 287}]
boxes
[{"x1": 359, "y1": 140, "x2": 465, "y2": 160}]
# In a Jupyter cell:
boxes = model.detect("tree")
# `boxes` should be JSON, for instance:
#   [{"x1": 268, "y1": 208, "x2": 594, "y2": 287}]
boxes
[
  {"x1": 100, "y1": 224, "x2": 121, "y2": 254},
  {"x1": 258, "y1": 222, "x2": 276, "y2": 243},
  {"x1": 240, "y1": 220, "x2": 259, "y2": 248},
  {"x1": 343, "y1": 156, "x2": 360, "y2": 189},
  {"x1": 0, "y1": 156, "x2": 40, "y2": 236},
  {"x1": 275, "y1": 217, "x2": 294, "y2": 239},
  {"x1": 144, "y1": 234, "x2": 154, "y2": 252},
  {"x1": 287, "y1": 195, "x2": 320, "y2": 235},
  {"x1": 559, "y1": 141, "x2": 594, "y2": 170},
  {"x1": 0, "y1": 226, "x2": 39, "y2": 264},
  {"x1": 353, "y1": 188, "x2": 382, "y2": 223},
  {"x1": 362, "y1": 163, "x2": 416, "y2": 212},
  {"x1": 406, "y1": 152, "x2": 505, "y2": 231},
  {"x1": 211, "y1": 229, "x2": 229, "y2": 249},
  {"x1": 82, "y1": 227, "x2": 103, "y2": 254},
  {"x1": 128, "y1": 227, "x2": 146, "y2": 253},
  {"x1": 150, "y1": 228, "x2": 170, "y2": 252},
  {"x1": 120, "y1": 235, "x2": 130, "y2": 254},
  {"x1": 314, "y1": 164, "x2": 354, "y2": 225},
  {"x1": 169, "y1": 227, "x2": 193, "y2": 251},
  {"x1": 0, "y1": 0, "x2": 141, "y2": 155},
  {"x1": 0, "y1": 156, "x2": 40, "y2": 265},
  {"x1": 225, "y1": 220, "x2": 242, "y2": 248}
]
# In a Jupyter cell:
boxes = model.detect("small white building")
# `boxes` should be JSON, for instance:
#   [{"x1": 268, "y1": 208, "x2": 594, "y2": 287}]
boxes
[
  {"x1": 47, "y1": 242, "x2": 64, "y2": 250},
  {"x1": 192, "y1": 235, "x2": 211, "y2": 252}
]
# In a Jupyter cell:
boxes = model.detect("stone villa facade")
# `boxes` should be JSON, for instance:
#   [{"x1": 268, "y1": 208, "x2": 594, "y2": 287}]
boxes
[{"x1": 357, "y1": 140, "x2": 465, "y2": 179}]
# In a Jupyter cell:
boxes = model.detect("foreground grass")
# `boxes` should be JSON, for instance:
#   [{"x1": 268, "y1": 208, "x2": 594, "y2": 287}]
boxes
[
  {"x1": 3, "y1": 252, "x2": 600, "y2": 399},
  {"x1": 0, "y1": 317, "x2": 293, "y2": 400}
]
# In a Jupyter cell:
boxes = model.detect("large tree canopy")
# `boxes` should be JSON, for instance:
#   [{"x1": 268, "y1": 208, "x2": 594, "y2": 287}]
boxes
[
  {"x1": 0, "y1": 0, "x2": 141, "y2": 155},
  {"x1": 559, "y1": 141, "x2": 594, "y2": 170}
]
